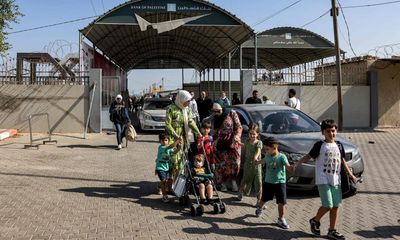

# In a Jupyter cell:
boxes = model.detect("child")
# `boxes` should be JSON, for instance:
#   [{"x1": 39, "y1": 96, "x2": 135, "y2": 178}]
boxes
[
  {"x1": 295, "y1": 119, "x2": 357, "y2": 240},
  {"x1": 255, "y1": 137, "x2": 294, "y2": 229},
  {"x1": 237, "y1": 123, "x2": 263, "y2": 206},
  {"x1": 192, "y1": 154, "x2": 214, "y2": 205},
  {"x1": 155, "y1": 132, "x2": 181, "y2": 203},
  {"x1": 196, "y1": 121, "x2": 215, "y2": 172}
]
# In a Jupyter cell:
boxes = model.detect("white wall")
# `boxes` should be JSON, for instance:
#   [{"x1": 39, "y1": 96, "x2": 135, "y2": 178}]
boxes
[{"x1": 254, "y1": 85, "x2": 370, "y2": 128}]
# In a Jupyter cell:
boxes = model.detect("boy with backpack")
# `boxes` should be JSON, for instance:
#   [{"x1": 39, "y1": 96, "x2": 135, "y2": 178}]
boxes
[{"x1": 295, "y1": 119, "x2": 357, "y2": 240}]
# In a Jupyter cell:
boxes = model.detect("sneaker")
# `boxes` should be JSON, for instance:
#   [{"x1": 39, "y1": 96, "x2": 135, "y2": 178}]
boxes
[
  {"x1": 277, "y1": 218, "x2": 290, "y2": 229},
  {"x1": 255, "y1": 207, "x2": 263, "y2": 217},
  {"x1": 327, "y1": 229, "x2": 345, "y2": 240},
  {"x1": 309, "y1": 218, "x2": 321, "y2": 236},
  {"x1": 254, "y1": 200, "x2": 266, "y2": 209},
  {"x1": 237, "y1": 192, "x2": 243, "y2": 201},
  {"x1": 117, "y1": 144, "x2": 122, "y2": 149},
  {"x1": 162, "y1": 195, "x2": 170, "y2": 203}
]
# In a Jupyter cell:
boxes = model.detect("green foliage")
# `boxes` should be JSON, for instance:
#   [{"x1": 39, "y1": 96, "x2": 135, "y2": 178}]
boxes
[{"x1": 0, "y1": 0, "x2": 23, "y2": 54}]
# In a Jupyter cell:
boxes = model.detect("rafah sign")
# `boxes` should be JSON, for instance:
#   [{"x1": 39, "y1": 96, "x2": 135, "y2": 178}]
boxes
[{"x1": 96, "y1": 0, "x2": 241, "y2": 27}]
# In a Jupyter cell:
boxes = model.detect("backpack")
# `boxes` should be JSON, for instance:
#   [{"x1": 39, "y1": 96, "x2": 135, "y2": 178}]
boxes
[
  {"x1": 125, "y1": 123, "x2": 137, "y2": 142},
  {"x1": 336, "y1": 141, "x2": 358, "y2": 199},
  {"x1": 313, "y1": 140, "x2": 357, "y2": 199}
]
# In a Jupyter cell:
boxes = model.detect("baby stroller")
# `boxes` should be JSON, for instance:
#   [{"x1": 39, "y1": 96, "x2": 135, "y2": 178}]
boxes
[{"x1": 173, "y1": 146, "x2": 226, "y2": 217}]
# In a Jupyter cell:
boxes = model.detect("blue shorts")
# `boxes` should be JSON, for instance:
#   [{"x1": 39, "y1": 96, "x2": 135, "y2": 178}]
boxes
[{"x1": 156, "y1": 170, "x2": 170, "y2": 181}]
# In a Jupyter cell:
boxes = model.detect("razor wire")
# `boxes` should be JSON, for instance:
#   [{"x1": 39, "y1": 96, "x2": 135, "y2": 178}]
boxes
[{"x1": 367, "y1": 43, "x2": 400, "y2": 58}]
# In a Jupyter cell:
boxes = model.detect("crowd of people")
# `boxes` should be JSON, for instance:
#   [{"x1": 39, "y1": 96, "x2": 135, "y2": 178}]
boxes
[{"x1": 109, "y1": 88, "x2": 356, "y2": 239}]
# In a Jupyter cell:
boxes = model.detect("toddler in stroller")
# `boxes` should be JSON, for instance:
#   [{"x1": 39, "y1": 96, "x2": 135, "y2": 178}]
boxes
[
  {"x1": 177, "y1": 149, "x2": 226, "y2": 217},
  {"x1": 192, "y1": 154, "x2": 214, "y2": 205}
]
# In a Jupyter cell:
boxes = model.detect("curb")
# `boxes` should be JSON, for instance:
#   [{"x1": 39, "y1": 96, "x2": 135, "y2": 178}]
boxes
[{"x1": 0, "y1": 129, "x2": 18, "y2": 141}]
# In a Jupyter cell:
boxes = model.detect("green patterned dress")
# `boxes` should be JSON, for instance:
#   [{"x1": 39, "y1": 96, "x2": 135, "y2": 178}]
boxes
[{"x1": 165, "y1": 104, "x2": 200, "y2": 177}]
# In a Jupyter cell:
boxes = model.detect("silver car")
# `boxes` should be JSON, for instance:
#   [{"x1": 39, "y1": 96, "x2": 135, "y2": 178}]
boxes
[
  {"x1": 137, "y1": 98, "x2": 172, "y2": 131},
  {"x1": 229, "y1": 104, "x2": 364, "y2": 190}
]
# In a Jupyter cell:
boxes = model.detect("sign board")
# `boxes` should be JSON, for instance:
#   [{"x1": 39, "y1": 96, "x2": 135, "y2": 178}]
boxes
[{"x1": 96, "y1": 0, "x2": 241, "y2": 26}]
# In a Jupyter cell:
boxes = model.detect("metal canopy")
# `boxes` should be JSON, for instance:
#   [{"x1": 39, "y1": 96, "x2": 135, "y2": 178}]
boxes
[
  {"x1": 80, "y1": 0, "x2": 253, "y2": 71},
  {"x1": 234, "y1": 27, "x2": 340, "y2": 70}
]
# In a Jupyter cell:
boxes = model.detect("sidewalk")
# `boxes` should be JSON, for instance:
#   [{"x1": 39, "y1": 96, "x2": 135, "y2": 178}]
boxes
[{"x1": 0, "y1": 130, "x2": 399, "y2": 239}]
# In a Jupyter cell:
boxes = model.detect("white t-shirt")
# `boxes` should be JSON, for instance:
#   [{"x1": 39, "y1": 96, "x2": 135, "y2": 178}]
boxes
[
  {"x1": 309, "y1": 142, "x2": 342, "y2": 186},
  {"x1": 288, "y1": 97, "x2": 300, "y2": 110},
  {"x1": 189, "y1": 99, "x2": 199, "y2": 119}
]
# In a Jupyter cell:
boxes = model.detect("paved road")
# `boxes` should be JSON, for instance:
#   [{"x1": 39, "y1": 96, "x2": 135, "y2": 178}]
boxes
[{"x1": 0, "y1": 130, "x2": 399, "y2": 240}]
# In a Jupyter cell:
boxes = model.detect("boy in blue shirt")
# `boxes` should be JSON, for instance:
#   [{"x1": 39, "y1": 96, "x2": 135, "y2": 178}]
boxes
[
  {"x1": 156, "y1": 132, "x2": 181, "y2": 203},
  {"x1": 255, "y1": 137, "x2": 294, "y2": 229}
]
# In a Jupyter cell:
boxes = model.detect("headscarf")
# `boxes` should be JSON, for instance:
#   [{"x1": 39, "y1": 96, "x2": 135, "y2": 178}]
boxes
[
  {"x1": 116, "y1": 94, "x2": 123, "y2": 101},
  {"x1": 213, "y1": 99, "x2": 230, "y2": 130},
  {"x1": 175, "y1": 90, "x2": 192, "y2": 110},
  {"x1": 174, "y1": 90, "x2": 193, "y2": 143}
]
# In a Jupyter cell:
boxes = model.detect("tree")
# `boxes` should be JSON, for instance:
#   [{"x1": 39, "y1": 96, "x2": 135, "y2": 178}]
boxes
[{"x1": 0, "y1": 0, "x2": 23, "y2": 54}]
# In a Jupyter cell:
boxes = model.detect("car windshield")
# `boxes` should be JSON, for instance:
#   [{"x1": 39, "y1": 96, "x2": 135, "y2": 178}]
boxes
[
  {"x1": 249, "y1": 109, "x2": 320, "y2": 134},
  {"x1": 143, "y1": 100, "x2": 172, "y2": 110}
]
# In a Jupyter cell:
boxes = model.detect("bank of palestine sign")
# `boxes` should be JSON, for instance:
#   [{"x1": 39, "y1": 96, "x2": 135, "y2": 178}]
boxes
[{"x1": 96, "y1": 0, "x2": 240, "y2": 29}]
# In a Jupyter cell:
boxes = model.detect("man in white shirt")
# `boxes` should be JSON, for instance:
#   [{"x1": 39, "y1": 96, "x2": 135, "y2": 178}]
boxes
[
  {"x1": 285, "y1": 89, "x2": 300, "y2": 110},
  {"x1": 189, "y1": 90, "x2": 200, "y2": 125}
]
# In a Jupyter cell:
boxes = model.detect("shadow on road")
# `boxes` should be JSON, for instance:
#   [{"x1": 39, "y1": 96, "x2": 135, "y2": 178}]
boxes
[
  {"x1": 354, "y1": 225, "x2": 400, "y2": 238},
  {"x1": 57, "y1": 144, "x2": 117, "y2": 149},
  {"x1": 166, "y1": 214, "x2": 315, "y2": 239},
  {"x1": 60, "y1": 182, "x2": 154, "y2": 199},
  {"x1": 60, "y1": 181, "x2": 319, "y2": 239},
  {"x1": 357, "y1": 191, "x2": 400, "y2": 196}
]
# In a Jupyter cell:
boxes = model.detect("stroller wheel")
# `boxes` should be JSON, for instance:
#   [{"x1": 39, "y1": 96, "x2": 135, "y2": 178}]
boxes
[
  {"x1": 196, "y1": 205, "x2": 204, "y2": 216},
  {"x1": 190, "y1": 204, "x2": 197, "y2": 217},
  {"x1": 213, "y1": 203, "x2": 219, "y2": 214},
  {"x1": 219, "y1": 202, "x2": 226, "y2": 214}
]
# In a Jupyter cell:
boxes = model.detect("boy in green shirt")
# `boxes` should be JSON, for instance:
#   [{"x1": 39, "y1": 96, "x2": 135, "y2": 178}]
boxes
[
  {"x1": 255, "y1": 137, "x2": 294, "y2": 229},
  {"x1": 155, "y1": 132, "x2": 181, "y2": 203}
]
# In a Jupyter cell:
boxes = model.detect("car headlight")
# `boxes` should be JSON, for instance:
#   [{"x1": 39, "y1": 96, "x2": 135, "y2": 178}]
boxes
[
  {"x1": 143, "y1": 112, "x2": 152, "y2": 121},
  {"x1": 281, "y1": 152, "x2": 307, "y2": 164},
  {"x1": 352, "y1": 149, "x2": 360, "y2": 160}
]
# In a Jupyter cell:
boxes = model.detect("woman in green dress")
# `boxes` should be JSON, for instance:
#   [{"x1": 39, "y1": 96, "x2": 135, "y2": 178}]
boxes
[{"x1": 165, "y1": 90, "x2": 201, "y2": 180}]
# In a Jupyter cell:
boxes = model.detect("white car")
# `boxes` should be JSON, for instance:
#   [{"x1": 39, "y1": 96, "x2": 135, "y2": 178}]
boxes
[{"x1": 138, "y1": 98, "x2": 172, "y2": 131}]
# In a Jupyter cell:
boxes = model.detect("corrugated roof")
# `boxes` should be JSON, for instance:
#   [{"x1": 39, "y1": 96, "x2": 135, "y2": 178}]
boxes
[{"x1": 80, "y1": 0, "x2": 254, "y2": 71}]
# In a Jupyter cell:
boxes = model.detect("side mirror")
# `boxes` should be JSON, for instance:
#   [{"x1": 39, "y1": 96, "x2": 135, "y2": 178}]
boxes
[{"x1": 242, "y1": 124, "x2": 249, "y2": 133}]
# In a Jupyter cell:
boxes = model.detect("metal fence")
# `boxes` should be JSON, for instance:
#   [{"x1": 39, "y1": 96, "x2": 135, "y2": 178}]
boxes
[
  {"x1": 254, "y1": 56, "x2": 371, "y2": 86},
  {"x1": 0, "y1": 55, "x2": 89, "y2": 85}
]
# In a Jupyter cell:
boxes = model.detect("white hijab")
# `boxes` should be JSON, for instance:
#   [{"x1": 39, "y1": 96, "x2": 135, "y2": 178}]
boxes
[
  {"x1": 175, "y1": 90, "x2": 192, "y2": 109},
  {"x1": 174, "y1": 90, "x2": 194, "y2": 143}
]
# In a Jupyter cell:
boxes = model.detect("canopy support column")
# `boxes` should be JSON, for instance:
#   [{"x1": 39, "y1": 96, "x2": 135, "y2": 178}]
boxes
[
  {"x1": 213, "y1": 68, "x2": 216, "y2": 100},
  {"x1": 219, "y1": 60, "x2": 222, "y2": 92},
  {"x1": 228, "y1": 52, "x2": 232, "y2": 100},
  {"x1": 254, "y1": 33, "x2": 258, "y2": 82},
  {"x1": 181, "y1": 68, "x2": 184, "y2": 88}
]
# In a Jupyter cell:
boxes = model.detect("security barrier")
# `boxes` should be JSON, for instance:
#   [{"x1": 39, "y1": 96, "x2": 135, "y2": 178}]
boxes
[{"x1": 24, "y1": 113, "x2": 57, "y2": 149}]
